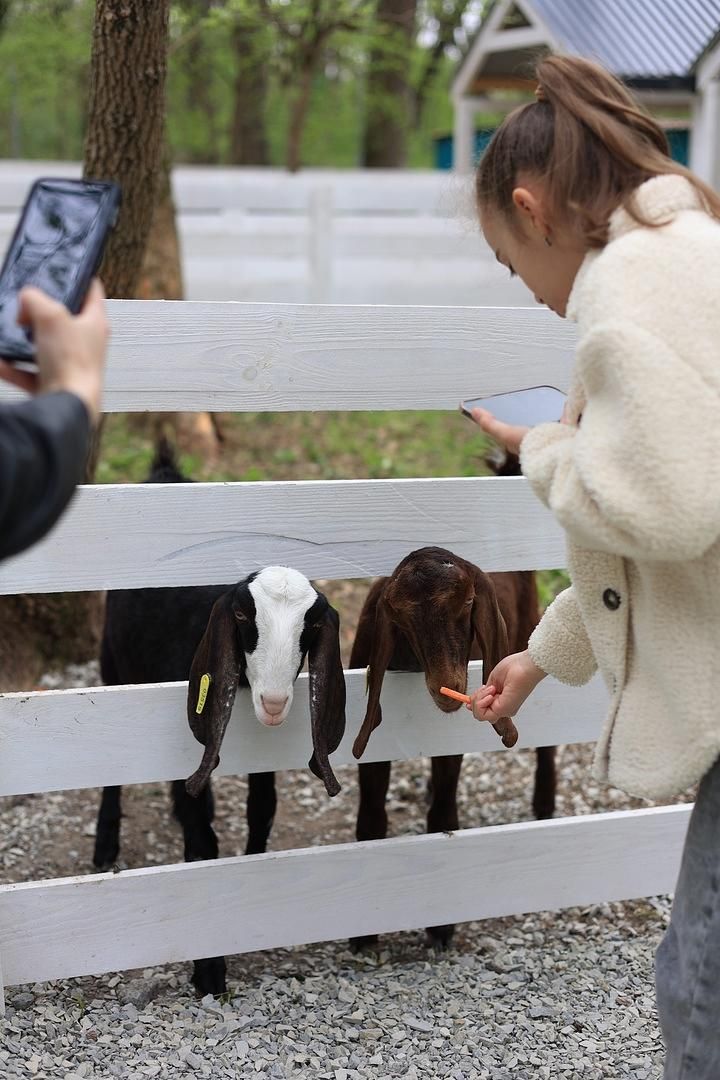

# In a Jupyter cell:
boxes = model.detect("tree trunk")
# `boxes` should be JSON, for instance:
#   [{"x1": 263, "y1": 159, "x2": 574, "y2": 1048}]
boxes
[
  {"x1": 0, "y1": 1, "x2": 172, "y2": 692},
  {"x1": 229, "y1": 18, "x2": 270, "y2": 166},
  {"x1": 286, "y1": 58, "x2": 317, "y2": 173},
  {"x1": 83, "y1": 0, "x2": 170, "y2": 301},
  {"x1": 363, "y1": 0, "x2": 417, "y2": 167},
  {"x1": 133, "y1": 143, "x2": 221, "y2": 460},
  {"x1": 82, "y1": 0, "x2": 170, "y2": 482}
]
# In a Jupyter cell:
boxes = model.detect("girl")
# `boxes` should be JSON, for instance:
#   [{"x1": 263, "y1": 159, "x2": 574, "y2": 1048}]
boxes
[{"x1": 467, "y1": 54, "x2": 720, "y2": 1079}]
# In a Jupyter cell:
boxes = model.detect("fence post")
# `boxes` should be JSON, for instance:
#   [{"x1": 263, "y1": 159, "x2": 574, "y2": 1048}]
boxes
[{"x1": 308, "y1": 185, "x2": 333, "y2": 303}]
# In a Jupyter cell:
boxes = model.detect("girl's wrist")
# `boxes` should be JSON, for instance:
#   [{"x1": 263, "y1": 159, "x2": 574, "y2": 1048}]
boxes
[{"x1": 521, "y1": 650, "x2": 547, "y2": 686}]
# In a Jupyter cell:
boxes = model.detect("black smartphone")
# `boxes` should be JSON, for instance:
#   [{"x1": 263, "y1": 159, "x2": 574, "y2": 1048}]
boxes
[
  {"x1": 461, "y1": 386, "x2": 566, "y2": 426},
  {"x1": 0, "y1": 177, "x2": 121, "y2": 369}
]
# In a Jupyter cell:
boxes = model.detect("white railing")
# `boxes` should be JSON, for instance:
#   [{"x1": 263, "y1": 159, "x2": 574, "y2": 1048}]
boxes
[
  {"x1": 0, "y1": 299, "x2": 688, "y2": 1006},
  {"x1": 0, "y1": 164, "x2": 530, "y2": 305}
]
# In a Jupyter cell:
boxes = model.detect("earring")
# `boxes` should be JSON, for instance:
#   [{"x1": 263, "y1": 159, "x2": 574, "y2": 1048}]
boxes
[{"x1": 544, "y1": 236, "x2": 552, "y2": 247}]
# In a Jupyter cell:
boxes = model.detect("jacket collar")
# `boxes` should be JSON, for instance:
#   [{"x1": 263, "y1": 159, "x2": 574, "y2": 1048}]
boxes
[
  {"x1": 566, "y1": 175, "x2": 702, "y2": 322},
  {"x1": 607, "y1": 173, "x2": 703, "y2": 242}
]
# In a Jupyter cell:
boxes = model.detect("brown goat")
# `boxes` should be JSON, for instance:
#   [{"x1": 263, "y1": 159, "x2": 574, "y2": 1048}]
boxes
[{"x1": 349, "y1": 535, "x2": 556, "y2": 950}]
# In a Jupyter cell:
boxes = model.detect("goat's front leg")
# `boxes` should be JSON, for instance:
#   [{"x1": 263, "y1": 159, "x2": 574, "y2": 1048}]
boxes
[
  {"x1": 426, "y1": 754, "x2": 463, "y2": 949},
  {"x1": 350, "y1": 761, "x2": 392, "y2": 951},
  {"x1": 532, "y1": 745, "x2": 557, "y2": 820},
  {"x1": 171, "y1": 779, "x2": 226, "y2": 996},
  {"x1": 93, "y1": 785, "x2": 123, "y2": 870},
  {"x1": 246, "y1": 772, "x2": 277, "y2": 855}
]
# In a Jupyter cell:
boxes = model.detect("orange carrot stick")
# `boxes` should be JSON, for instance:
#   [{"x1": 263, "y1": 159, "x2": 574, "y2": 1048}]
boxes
[{"x1": 440, "y1": 686, "x2": 472, "y2": 704}]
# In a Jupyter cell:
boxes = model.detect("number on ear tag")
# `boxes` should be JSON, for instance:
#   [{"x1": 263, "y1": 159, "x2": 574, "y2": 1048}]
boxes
[{"x1": 196, "y1": 673, "x2": 212, "y2": 714}]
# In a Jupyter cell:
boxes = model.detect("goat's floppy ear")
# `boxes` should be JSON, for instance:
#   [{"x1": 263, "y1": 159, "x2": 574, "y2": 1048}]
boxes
[
  {"x1": 307, "y1": 602, "x2": 346, "y2": 798},
  {"x1": 186, "y1": 591, "x2": 243, "y2": 797},
  {"x1": 470, "y1": 568, "x2": 518, "y2": 748},
  {"x1": 352, "y1": 594, "x2": 396, "y2": 759},
  {"x1": 471, "y1": 568, "x2": 509, "y2": 677}
]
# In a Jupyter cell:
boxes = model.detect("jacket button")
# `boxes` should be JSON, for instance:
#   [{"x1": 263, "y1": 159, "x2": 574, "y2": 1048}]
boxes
[{"x1": 603, "y1": 588, "x2": 621, "y2": 611}]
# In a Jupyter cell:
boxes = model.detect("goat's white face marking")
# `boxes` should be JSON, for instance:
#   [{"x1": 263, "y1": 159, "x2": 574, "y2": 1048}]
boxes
[{"x1": 245, "y1": 567, "x2": 317, "y2": 727}]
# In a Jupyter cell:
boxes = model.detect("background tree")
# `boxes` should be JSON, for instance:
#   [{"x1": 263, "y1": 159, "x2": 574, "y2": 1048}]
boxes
[
  {"x1": 258, "y1": 0, "x2": 373, "y2": 172},
  {"x1": 0, "y1": 0, "x2": 172, "y2": 692},
  {"x1": 362, "y1": 0, "x2": 417, "y2": 168},
  {"x1": 84, "y1": 0, "x2": 170, "y2": 301},
  {"x1": 413, "y1": 0, "x2": 475, "y2": 128},
  {"x1": 229, "y1": 8, "x2": 272, "y2": 165}
]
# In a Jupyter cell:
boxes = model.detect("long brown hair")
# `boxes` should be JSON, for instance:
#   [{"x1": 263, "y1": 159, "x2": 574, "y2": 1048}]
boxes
[{"x1": 476, "y1": 54, "x2": 720, "y2": 248}]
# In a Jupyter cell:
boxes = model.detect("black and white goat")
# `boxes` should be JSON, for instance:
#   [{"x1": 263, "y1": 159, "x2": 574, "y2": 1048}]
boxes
[{"x1": 94, "y1": 442, "x2": 346, "y2": 995}]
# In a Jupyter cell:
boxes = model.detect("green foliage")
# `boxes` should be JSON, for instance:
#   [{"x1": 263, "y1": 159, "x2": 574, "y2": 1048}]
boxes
[
  {"x1": 536, "y1": 567, "x2": 571, "y2": 610},
  {"x1": 0, "y1": 0, "x2": 94, "y2": 160},
  {"x1": 0, "y1": 0, "x2": 467, "y2": 167}
]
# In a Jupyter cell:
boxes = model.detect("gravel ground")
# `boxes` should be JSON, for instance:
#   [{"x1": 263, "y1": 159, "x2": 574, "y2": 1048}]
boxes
[{"x1": 0, "y1": 655, "x2": 693, "y2": 1079}]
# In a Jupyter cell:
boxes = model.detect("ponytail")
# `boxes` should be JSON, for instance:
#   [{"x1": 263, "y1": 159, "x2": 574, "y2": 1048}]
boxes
[{"x1": 476, "y1": 54, "x2": 720, "y2": 247}]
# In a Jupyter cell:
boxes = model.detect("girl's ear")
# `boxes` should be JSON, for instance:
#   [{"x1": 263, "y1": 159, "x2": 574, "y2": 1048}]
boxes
[{"x1": 511, "y1": 186, "x2": 549, "y2": 238}]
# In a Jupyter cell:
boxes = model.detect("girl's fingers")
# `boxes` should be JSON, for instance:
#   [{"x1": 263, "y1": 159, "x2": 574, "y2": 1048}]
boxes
[{"x1": 469, "y1": 408, "x2": 529, "y2": 455}]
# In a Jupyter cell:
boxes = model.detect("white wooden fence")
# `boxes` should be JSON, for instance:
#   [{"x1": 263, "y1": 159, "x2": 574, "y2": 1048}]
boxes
[
  {"x1": 0, "y1": 163, "x2": 529, "y2": 306},
  {"x1": 0, "y1": 300, "x2": 690, "y2": 1005}
]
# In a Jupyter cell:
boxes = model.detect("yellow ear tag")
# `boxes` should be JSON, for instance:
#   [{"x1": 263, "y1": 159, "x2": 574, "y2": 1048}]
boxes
[
  {"x1": 196, "y1": 673, "x2": 212, "y2": 715},
  {"x1": 365, "y1": 666, "x2": 370, "y2": 696}
]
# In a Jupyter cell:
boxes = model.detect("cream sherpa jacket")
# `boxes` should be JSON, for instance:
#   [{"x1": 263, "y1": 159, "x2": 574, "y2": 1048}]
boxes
[{"x1": 520, "y1": 174, "x2": 720, "y2": 801}]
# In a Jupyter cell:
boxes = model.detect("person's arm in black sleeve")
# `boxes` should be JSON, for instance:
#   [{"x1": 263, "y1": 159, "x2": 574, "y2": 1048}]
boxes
[
  {"x1": 0, "y1": 279, "x2": 107, "y2": 563},
  {"x1": 0, "y1": 391, "x2": 90, "y2": 561}
]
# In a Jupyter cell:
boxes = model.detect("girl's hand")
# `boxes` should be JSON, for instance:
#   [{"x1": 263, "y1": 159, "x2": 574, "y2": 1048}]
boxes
[
  {"x1": 467, "y1": 650, "x2": 547, "y2": 722},
  {"x1": 469, "y1": 408, "x2": 529, "y2": 456}
]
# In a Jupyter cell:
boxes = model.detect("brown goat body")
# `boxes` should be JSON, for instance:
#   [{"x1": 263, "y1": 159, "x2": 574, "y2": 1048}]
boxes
[{"x1": 349, "y1": 465, "x2": 557, "y2": 949}]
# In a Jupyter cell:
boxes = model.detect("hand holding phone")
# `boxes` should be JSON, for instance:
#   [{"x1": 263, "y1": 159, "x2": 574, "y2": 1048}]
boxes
[
  {"x1": 460, "y1": 386, "x2": 566, "y2": 457},
  {"x1": 0, "y1": 280, "x2": 109, "y2": 423},
  {"x1": 0, "y1": 178, "x2": 120, "y2": 371},
  {"x1": 460, "y1": 386, "x2": 566, "y2": 427}
]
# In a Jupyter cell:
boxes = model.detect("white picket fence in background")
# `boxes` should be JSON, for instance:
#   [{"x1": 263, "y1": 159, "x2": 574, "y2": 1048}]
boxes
[
  {"x1": 0, "y1": 299, "x2": 690, "y2": 1006},
  {"x1": 0, "y1": 162, "x2": 529, "y2": 305}
]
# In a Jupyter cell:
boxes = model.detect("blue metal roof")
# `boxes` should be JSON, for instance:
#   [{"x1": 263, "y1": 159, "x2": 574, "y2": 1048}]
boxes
[{"x1": 528, "y1": 0, "x2": 720, "y2": 80}]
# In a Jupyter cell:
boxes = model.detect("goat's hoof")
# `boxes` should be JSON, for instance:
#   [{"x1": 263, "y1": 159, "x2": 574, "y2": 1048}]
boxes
[
  {"x1": 191, "y1": 956, "x2": 227, "y2": 997},
  {"x1": 349, "y1": 935, "x2": 379, "y2": 953},
  {"x1": 426, "y1": 924, "x2": 455, "y2": 950},
  {"x1": 533, "y1": 800, "x2": 555, "y2": 821},
  {"x1": 92, "y1": 838, "x2": 120, "y2": 871}
]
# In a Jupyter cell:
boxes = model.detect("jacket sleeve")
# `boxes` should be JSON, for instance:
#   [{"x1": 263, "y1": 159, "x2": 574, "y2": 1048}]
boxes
[
  {"x1": 520, "y1": 320, "x2": 720, "y2": 562},
  {"x1": 0, "y1": 391, "x2": 90, "y2": 562},
  {"x1": 527, "y1": 584, "x2": 597, "y2": 686}
]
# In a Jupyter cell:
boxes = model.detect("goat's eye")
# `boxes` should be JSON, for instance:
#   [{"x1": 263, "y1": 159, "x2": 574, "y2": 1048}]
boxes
[
  {"x1": 465, "y1": 597, "x2": 474, "y2": 606},
  {"x1": 234, "y1": 610, "x2": 248, "y2": 622},
  {"x1": 312, "y1": 621, "x2": 325, "y2": 630}
]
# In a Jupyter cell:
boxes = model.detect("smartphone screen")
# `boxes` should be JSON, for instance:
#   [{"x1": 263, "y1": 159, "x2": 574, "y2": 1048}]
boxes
[
  {"x1": 0, "y1": 178, "x2": 119, "y2": 365},
  {"x1": 461, "y1": 386, "x2": 566, "y2": 427}
]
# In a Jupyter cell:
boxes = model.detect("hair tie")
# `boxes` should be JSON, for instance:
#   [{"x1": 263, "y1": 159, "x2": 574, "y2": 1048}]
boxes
[{"x1": 534, "y1": 85, "x2": 546, "y2": 102}]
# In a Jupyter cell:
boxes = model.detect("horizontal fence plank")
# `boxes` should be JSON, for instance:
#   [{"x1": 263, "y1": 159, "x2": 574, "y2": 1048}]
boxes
[
  {"x1": 0, "y1": 164, "x2": 468, "y2": 216},
  {"x1": 179, "y1": 263, "x2": 529, "y2": 307},
  {"x1": 0, "y1": 666, "x2": 608, "y2": 796},
  {"x1": 0, "y1": 804, "x2": 690, "y2": 987},
  {"x1": 0, "y1": 476, "x2": 566, "y2": 594},
  {"x1": 0, "y1": 301, "x2": 576, "y2": 412}
]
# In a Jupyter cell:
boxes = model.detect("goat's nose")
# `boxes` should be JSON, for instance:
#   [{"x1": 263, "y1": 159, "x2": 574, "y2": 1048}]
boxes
[{"x1": 261, "y1": 694, "x2": 289, "y2": 716}]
